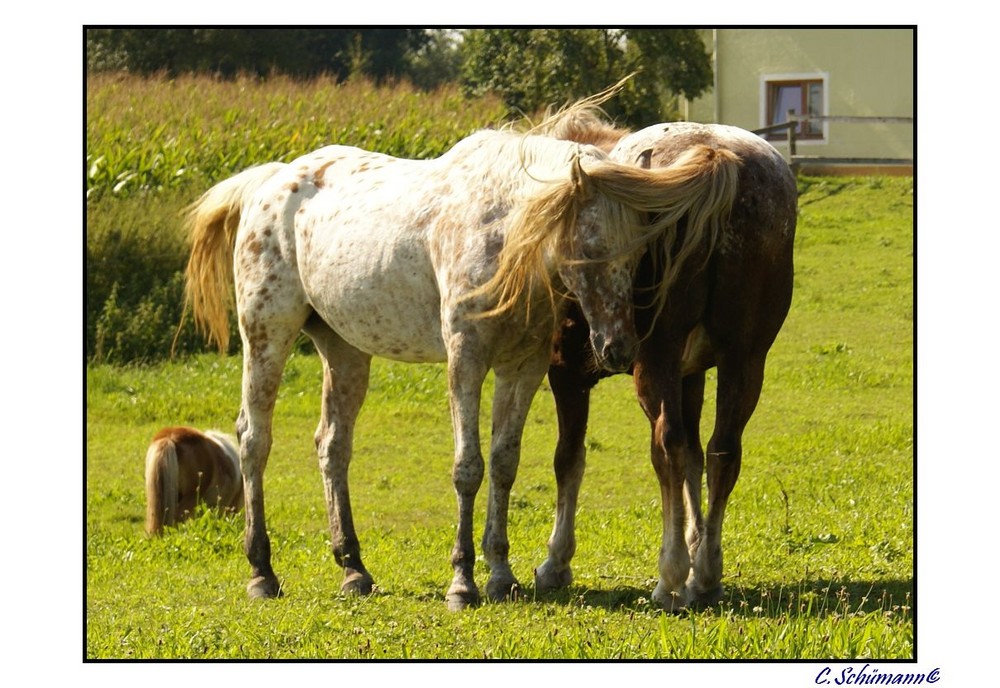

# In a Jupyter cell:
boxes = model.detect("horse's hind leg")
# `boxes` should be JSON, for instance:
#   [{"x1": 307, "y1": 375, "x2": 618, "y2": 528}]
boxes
[
  {"x1": 306, "y1": 320, "x2": 375, "y2": 596},
  {"x1": 635, "y1": 353, "x2": 701, "y2": 612},
  {"x1": 680, "y1": 373, "x2": 708, "y2": 574},
  {"x1": 238, "y1": 321, "x2": 307, "y2": 599},
  {"x1": 482, "y1": 361, "x2": 548, "y2": 602},
  {"x1": 688, "y1": 351, "x2": 766, "y2": 606},
  {"x1": 534, "y1": 366, "x2": 591, "y2": 592}
]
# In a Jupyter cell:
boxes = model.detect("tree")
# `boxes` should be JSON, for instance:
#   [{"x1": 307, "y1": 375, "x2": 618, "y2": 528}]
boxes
[
  {"x1": 405, "y1": 30, "x2": 463, "y2": 90},
  {"x1": 459, "y1": 29, "x2": 713, "y2": 126},
  {"x1": 86, "y1": 28, "x2": 428, "y2": 81}
]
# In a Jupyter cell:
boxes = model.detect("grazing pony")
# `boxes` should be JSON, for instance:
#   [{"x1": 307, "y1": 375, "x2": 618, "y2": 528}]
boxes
[
  {"x1": 536, "y1": 109, "x2": 797, "y2": 611},
  {"x1": 144, "y1": 426, "x2": 243, "y2": 536},
  {"x1": 183, "y1": 127, "x2": 739, "y2": 609}
]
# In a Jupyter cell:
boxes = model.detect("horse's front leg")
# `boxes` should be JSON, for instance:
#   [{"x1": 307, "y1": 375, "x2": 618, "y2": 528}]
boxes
[
  {"x1": 444, "y1": 339, "x2": 488, "y2": 611},
  {"x1": 482, "y1": 358, "x2": 549, "y2": 602},
  {"x1": 534, "y1": 363, "x2": 592, "y2": 592}
]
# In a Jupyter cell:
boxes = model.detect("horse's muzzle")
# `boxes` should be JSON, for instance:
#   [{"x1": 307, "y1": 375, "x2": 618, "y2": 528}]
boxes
[{"x1": 590, "y1": 332, "x2": 638, "y2": 373}]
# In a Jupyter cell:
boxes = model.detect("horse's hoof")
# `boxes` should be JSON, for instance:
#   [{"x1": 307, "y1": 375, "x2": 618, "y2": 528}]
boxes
[
  {"x1": 534, "y1": 562, "x2": 572, "y2": 592},
  {"x1": 486, "y1": 577, "x2": 522, "y2": 603},
  {"x1": 652, "y1": 582, "x2": 687, "y2": 614},
  {"x1": 247, "y1": 575, "x2": 282, "y2": 600},
  {"x1": 341, "y1": 569, "x2": 374, "y2": 596},
  {"x1": 445, "y1": 580, "x2": 480, "y2": 611},
  {"x1": 685, "y1": 583, "x2": 724, "y2": 609}
]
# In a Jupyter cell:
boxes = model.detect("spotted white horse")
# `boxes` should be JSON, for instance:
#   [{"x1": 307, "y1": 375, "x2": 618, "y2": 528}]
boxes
[{"x1": 183, "y1": 126, "x2": 739, "y2": 609}]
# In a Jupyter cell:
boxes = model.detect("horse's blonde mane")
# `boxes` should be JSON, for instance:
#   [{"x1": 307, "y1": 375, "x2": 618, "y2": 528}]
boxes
[
  {"x1": 470, "y1": 76, "x2": 742, "y2": 328},
  {"x1": 585, "y1": 147, "x2": 741, "y2": 323},
  {"x1": 519, "y1": 75, "x2": 634, "y2": 152},
  {"x1": 467, "y1": 127, "x2": 740, "y2": 324},
  {"x1": 467, "y1": 138, "x2": 595, "y2": 320},
  {"x1": 531, "y1": 103, "x2": 630, "y2": 153}
]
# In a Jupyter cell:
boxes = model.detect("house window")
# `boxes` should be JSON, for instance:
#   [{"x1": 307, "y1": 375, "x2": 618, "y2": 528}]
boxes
[{"x1": 765, "y1": 77, "x2": 825, "y2": 140}]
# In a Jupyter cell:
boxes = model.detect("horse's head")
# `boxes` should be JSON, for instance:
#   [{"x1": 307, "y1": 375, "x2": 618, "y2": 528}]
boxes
[
  {"x1": 463, "y1": 132, "x2": 737, "y2": 376},
  {"x1": 462, "y1": 138, "x2": 647, "y2": 373},
  {"x1": 556, "y1": 197, "x2": 643, "y2": 373}
]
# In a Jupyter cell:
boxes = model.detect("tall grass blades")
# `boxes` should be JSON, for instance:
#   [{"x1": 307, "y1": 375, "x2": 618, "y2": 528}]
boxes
[{"x1": 86, "y1": 73, "x2": 506, "y2": 200}]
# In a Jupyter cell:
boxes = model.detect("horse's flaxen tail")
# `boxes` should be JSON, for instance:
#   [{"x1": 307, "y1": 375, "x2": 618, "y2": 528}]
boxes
[
  {"x1": 181, "y1": 163, "x2": 287, "y2": 352},
  {"x1": 145, "y1": 437, "x2": 180, "y2": 536}
]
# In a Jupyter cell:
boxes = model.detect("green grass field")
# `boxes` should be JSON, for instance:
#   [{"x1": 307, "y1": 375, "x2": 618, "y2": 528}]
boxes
[{"x1": 85, "y1": 175, "x2": 913, "y2": 659}]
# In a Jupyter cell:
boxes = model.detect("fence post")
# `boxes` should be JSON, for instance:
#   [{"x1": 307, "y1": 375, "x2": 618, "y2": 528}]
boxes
[{"x1": 787, "y1": 109, "x2": 797, "y2": 157}]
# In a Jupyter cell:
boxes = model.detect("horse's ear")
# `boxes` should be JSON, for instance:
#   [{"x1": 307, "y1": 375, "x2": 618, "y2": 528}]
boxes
[{"x1": 637, "y1": 149, "x2": 653, "y2": 169}]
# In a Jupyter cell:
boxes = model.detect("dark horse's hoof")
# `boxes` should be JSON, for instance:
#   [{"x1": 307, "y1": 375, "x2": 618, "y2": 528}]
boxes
[
  {"x1": 687, "y1": 584, "x2": 724, "y2": 610},
  {"x1": 341, "y1": 569, "x2": 375, "y2": 596},
  {"x1": 247, "y1": 575, "x2": 282, "y2": 599}
]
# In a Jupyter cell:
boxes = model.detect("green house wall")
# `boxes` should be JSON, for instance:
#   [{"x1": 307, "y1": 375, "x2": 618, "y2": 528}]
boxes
[{"x1": 685, "y1": 28, "x2": 913, "y2": 160}]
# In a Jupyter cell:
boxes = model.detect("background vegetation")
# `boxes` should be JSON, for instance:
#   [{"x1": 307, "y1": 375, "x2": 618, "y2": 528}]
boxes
[{"x1": 87, "y1": 28, "x2": 711, "y2": 127}]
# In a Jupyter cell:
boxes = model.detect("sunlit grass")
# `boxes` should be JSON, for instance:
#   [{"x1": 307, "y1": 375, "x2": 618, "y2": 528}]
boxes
[{"x1": 86, "y1": 163, "x2": 912, "y2": 657}]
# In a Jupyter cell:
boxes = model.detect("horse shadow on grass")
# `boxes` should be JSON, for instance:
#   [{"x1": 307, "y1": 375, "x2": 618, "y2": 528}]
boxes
[{"x1": 527, "y1": 577, "x2": 913, "y2": 620}]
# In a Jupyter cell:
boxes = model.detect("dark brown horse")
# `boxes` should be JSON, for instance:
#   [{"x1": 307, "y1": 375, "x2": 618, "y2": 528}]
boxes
[{"x1": 535, "y1": 114, "x2": 796, "y2": 610}]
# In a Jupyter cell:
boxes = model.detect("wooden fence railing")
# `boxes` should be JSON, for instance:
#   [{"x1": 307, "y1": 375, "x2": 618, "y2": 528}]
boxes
[{"x1": 752, "y1": 111, "x2": 913, "y2": 171}]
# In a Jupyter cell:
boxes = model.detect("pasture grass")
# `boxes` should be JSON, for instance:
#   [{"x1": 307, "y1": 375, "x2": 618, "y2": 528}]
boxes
[{"x1": 86, "y1": 175, "x2": 913, "y2": 660}]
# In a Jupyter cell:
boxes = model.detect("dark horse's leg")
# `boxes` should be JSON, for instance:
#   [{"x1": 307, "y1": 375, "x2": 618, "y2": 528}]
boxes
[
  {"x1": 305, "y1": 317, "x2": 376, "y2": 596},
  {"x1": 687, "y1": 348, "x2": 766, "y2": 604},
  {"x1": 679, "y1": 371, "x2": 708, "y2": 580},
  {"x1": 534, "y1": 363, "x2": 592, "y2": 591},
  {"x1": 687, "y1": 231, "x2": 794, "y2": 606},
  {"x1": 535, "y1": 305, "x2": 601, "y2": 591},
  {"x1": 633, "y1": 331, "x2": 706, "y2": 611}
]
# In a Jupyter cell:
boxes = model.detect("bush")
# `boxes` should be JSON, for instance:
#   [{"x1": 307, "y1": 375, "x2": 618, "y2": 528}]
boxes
[{"x1": 86, "y1": 190, "x2": 227, "y2": 364}]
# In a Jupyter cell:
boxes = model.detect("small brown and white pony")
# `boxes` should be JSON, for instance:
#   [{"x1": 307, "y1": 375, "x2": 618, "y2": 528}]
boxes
[
  {"x1": 144, "y1": 426, "x2": 243, "y2": 536},
  {"x1": 183, "y1": 125, "x2": 739, "y2": 608},
  {"x1": 535, "y1": 106, "x2": 796, "y2": 611}
]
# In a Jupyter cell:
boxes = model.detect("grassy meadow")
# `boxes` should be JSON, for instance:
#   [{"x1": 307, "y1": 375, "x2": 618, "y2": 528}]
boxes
[{"x1": 85, "y1": 75, "x2": 913, "y2": 660}]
